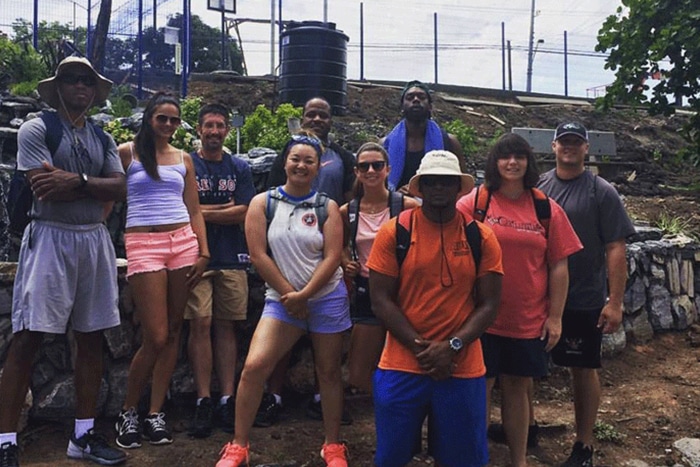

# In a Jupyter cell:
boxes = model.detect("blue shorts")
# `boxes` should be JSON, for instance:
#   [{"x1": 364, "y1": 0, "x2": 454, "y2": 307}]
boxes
[
  {"x1": 481, "y1": 333, "x2": 549, "y2": 378},
  {"x1": 551, "y1": 307, "x2": 603, "y2": 369},
  {"x1": 261, "y1": 281, "x2": 351, "y2": 334},
  {"x1": 373, "y1": 369, "x2": 488, "y2": 467}
]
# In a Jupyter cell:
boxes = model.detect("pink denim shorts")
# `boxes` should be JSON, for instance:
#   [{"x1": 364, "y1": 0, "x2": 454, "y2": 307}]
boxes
[{"x1": 125, "y1": 224, "x2": 200, "y2": 277}]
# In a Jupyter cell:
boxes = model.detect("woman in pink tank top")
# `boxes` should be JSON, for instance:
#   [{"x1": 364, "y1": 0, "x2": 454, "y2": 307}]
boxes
[{"x1": 339, "y1": 142, "x2": 419, "y2": 394}]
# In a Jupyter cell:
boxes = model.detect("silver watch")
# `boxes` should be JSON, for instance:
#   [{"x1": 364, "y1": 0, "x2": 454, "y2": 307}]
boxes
[{"x1": 448, "y1": 336, "x2": 464, "y2": 352}]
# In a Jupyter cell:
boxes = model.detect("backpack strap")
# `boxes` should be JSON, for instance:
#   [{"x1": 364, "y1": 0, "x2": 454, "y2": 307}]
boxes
[
  {"x1": 473, "y1": 185, "x2": 491, "y2": 222},
  {"x1": 395, "y1": 209, "x2": 414, "y2": 269},
  {"x1": 465, "y1": 218, "x2": 482, "y2": 272},
  {"x1": 265, "y1": 188, "x2": 280, "y2": 228},
  {"x1": 388, "y1": 191, "x2": 404, "y2": 218},
  {"x1": 348, "y1": 197, "x2": 360, "y2": 261},
  {"x1": 530, "y1": 187, "x2": 551, "y2": 238},
  {"x1": 40, "y1": 111, "x2": 63, "y2": 155},
  {"x1": 313, "y1": 192, "x2": 330, "y2": 231}
]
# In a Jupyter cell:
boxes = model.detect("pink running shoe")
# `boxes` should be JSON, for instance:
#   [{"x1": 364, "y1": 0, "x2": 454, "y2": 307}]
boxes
[
  {"x1": 320, "y1": 442, "x2": 348, "y2": 467},
  {"x1": 216, "y1": 442, "x2": 249, "y2": 467}
]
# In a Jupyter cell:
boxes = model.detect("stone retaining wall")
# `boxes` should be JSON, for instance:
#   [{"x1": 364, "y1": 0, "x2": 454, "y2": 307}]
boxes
[{"x1": 0, "y1": 236, "x2": 698, "y2": 426}]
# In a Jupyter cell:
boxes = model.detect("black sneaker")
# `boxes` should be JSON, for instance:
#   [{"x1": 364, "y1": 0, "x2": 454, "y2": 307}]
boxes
[
  {"x1": 306, "y1": 399, "x2": 353, "y2": 425},
  {"x1": 215, "y1": 397, "x2": 235, "y2": 433},
  {"x1": 487, "y1": 422, "x2": 539, "y2": 448},
  {"x1": 560, "y1": 441, "x2": 593, "y2": 467},
  {"x1": 253, "y1": 392, "x2": 281, "y2": 428},
  {"x1": 67, "y1": 428, "x2": 126, "y2": 465},
  {"x1": 115, "y1": 407, "x2": 141, "y2": 449},
  {"x1": 143, "y1": 412, "x2": 173, "y2": 445},
  {"x1": 0, "y1": 442, "x2": 19, "y2": 467},
  {"x1": 188, "y1": 397, "x2": 213, "y2": 438}
]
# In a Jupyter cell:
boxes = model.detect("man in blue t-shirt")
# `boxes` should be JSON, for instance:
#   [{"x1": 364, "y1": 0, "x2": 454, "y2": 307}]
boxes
[{"x1": 185, "y1": 104, "x2": 256, "y2": 438}]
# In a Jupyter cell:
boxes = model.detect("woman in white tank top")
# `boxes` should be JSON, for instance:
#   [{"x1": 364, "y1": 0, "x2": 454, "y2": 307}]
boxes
[{"x1": 216, "y1": 131, "x2": 351, "y2": 467}]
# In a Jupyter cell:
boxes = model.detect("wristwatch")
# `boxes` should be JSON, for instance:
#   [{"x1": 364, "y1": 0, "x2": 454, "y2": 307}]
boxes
[
  {"x1": 78, "y1": 173, "x2": 88, "y2": 189},
  {"x1": 448, "y1": 336, "x2": 464, "y2": 352}
]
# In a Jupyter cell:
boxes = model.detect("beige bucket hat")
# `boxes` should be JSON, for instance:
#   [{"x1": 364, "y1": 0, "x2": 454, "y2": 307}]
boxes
[
  {"x1": 37, "y1": 56, "x2": 112, "y2": 108},
  {"x1": 408, "y1": 150, "x2": 475, "y2": 197}
]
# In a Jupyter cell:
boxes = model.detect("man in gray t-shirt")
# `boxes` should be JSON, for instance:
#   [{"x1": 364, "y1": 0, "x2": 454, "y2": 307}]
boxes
[
  {"x1": 0, "y1": 57, "x2": 126, "y2": 467},
  {"x1": 538, "y1": 122, "x2": 635, "y2": 467}
]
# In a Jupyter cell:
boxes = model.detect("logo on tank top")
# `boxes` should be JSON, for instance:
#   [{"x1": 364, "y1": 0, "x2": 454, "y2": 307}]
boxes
[{"x1": 302, "y1": 213, "x2": 318, "y2": 227}]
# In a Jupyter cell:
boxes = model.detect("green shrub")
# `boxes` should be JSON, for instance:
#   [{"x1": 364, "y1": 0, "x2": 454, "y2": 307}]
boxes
[
  {"x1": 103, "y1": 120, "x2": 135, "y2": 145},
  {"x1": 9, "y1": 80, "x2": 39, "y2": 97},
  {"x1": 180, "y1": 96, "x2": 203, "y2": 128},
  {"x1": 238, "y1": 103, "x2": 303, "y2": 153},
  {"x1": 110, "y1": 98, "x2": 134, "y2": 118},
  {"x1": 593, "y1": 421, "x2": 625, "y2": 444},
  {"x1": 443, "y1": 119, "x2": 478, "y2": 157}
]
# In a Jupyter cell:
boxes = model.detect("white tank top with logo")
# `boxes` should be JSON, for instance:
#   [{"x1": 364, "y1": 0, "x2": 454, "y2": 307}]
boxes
[{"x1": 266, "y1": 193, "x2": 342, "y2": 302}]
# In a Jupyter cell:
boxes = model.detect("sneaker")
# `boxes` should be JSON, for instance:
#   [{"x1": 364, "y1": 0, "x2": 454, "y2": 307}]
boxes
[
  {"x1": 306, "y1": 399, "x2": 353, "y2": 426},
  {"x1": 216, "y1": 442, "x2": 249, "y2": 467},
  {"x1": 253, "y1": 392, "x2": 281, "y2": 428},
  {"x1": 0, "y1": 442, "x2": 19, "y2": 467},
  {"x1": 560, "y1": 441, "x2": 593, "y2": 467},
  {"x1": 143, "y1": 412, "x2": 173, "y2": 445},
  {"x1": 320, "y1": 442, "x2": 348, "y2": 467},
  {"x1": 487, "y1": 422, "x2": 539, "y2": 448},
  {"x1": 188, "y1": 397, "x2": 214, "y2": 438},
  {"x1": 115, "y1": 407, "x2": 141, "y2": 449},
  {"x1": 67, "y1": 429, "x2": 126, "y2": 465},
  {"x1": 215, "y1": 397, "x2": 235, "y2": 433}
]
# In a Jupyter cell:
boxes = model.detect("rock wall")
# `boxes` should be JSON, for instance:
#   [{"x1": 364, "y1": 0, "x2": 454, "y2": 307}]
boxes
[{"x1": 0, "y1": 236, "x2": 698, "y2": 426}]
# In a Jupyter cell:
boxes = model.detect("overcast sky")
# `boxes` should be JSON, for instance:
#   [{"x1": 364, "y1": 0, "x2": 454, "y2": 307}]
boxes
[
  {"x1": 2, "y1": 0, "x2": 624, "y2": 98},
  {"x1": 192, "y1": 0, "x2": 624, "y2": 98}
]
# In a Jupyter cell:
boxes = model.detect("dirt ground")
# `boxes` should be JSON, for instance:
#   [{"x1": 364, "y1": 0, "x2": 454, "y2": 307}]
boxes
[
  {"x1": 15, "y1": 330, "x2": 700, "y2": 466},
  {"x1": 15, "y1": 78, "x2": 700, "y2": 466}
]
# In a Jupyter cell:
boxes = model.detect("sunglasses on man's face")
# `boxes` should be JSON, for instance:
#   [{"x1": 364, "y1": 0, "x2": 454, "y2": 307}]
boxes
[
  {"x1": 155, "y1": 114, "x2": 182, "y2": 126},
  {"x1": 356, "y1": 161, "x2": 387, "y2": 172},
  {"x1": 420, "y1": 175, "x2": 461, "y2": 187},
  {"x1": 58, "y1": 74, "x2": 97, "y2": 87}
]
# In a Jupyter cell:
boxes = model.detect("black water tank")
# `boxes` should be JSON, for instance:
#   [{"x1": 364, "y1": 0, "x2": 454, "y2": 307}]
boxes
[{"x1": 279, "y1": 21, "x2": 349, "y2": 115}]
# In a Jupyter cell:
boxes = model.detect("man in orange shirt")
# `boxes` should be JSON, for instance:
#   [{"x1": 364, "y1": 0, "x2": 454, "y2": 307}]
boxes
[{"x1": 367, "y1": 150, "x2": 503, "y2": 467}]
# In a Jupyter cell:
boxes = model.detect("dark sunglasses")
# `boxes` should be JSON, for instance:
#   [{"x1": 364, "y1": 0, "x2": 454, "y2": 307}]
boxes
[
  {"x1": 356, "y1": 161, "x2": 387, "y2": 172},
  {"x1": 420, "y1": 175, "x2": 461, "y2": 187},
  {"x1": 155, "y1": 114, "x2": 182, "y2": 125},
  {"x1": 58, "y1": 73, "x2": 97, "y2": 86}
]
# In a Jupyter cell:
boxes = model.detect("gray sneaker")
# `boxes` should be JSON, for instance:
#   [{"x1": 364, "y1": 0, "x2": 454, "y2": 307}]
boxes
[
  {"x1": 115, "y1": 407, "x2": 141, "y2": 449},
  {"x1": 67, "y1": 429, "x2": 126, "y2": 465}
]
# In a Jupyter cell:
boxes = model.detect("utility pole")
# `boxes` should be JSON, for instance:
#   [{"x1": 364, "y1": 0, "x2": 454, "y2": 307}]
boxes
[{"x1": 525, "y1": 0, "x2": 536, "y2": 93}]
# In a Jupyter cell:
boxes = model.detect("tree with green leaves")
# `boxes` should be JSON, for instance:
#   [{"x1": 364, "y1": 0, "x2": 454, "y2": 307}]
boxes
[{"x1": 596, "y1": 0, "x2": 700, "y2": 161}]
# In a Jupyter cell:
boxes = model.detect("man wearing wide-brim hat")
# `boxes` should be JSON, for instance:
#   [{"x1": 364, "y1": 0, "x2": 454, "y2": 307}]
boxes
[
  {"x1": 0, "y1": 56, "x2": 127, "y2": 466},
  {"x1": 366, "y1": 150, "x2": 504, "y2": 466}
]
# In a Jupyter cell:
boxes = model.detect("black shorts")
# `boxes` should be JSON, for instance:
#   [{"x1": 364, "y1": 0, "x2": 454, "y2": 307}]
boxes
[
  {"x1": 550, "y1": 307, "x2": 603, "y2": 369},
  {"x1": 350, "y1": 275, "x2": 381, "y2": 326},
  {"x1": 481, "y1": 333, "x2": 549, "y2": 378}
]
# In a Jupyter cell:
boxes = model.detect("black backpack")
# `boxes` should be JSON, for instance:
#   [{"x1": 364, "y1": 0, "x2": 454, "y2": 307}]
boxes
[
  {"x1": 395, "y1": 208, "x2": 483, "y2": 271},
  {"x1": 347, "y1": 191, "x2": 404, "y2": 261},
  {"x1": 6, "y1": 111, "x2": 110, "y2": 239}
]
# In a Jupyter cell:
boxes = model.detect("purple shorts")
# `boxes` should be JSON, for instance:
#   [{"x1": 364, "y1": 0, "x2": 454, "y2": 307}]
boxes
[
  {"x1": 125, "y1": 224, "x2": 199, "y2": 277},
  {"x1": 262, "y1": 281, "x2": 351, "y2": 334}
]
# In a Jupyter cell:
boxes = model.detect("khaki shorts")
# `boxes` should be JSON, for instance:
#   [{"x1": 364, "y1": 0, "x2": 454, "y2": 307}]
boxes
[{"x1": 185, "y1": 269, "x2": 248, "y2": 321}]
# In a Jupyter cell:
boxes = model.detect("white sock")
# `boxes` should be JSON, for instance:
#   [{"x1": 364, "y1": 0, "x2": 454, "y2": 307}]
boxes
[
  {"x1": 74, "y1": 418, "x2": 94, "y2": 439},
  {"x1": 313, "y1": 393, "x2": 321, "y2": 403},
  {"x1": 220, "y1": 395, "x2": 231, "y2": 405},
  {"x1": 0, "y1": 432, "x2": 17, "y2": 446},
  {"x1": 273, "y1": 393, "x2": 283, "y2": 406},
  {"x1": 197, "y1": 397, "x2": 206, "y2": 406}
]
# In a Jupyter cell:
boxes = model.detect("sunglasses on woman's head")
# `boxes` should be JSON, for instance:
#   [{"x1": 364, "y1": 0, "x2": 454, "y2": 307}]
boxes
[
  {"x1": 155, "y1": 114, "x2": 182, "y2": 125},
  {"x1": 356, "y1": 161, "x2": 387, "y2": 172},
  {"x1": 58, "y1": 74, "x2": 97, "y2": 86}
]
